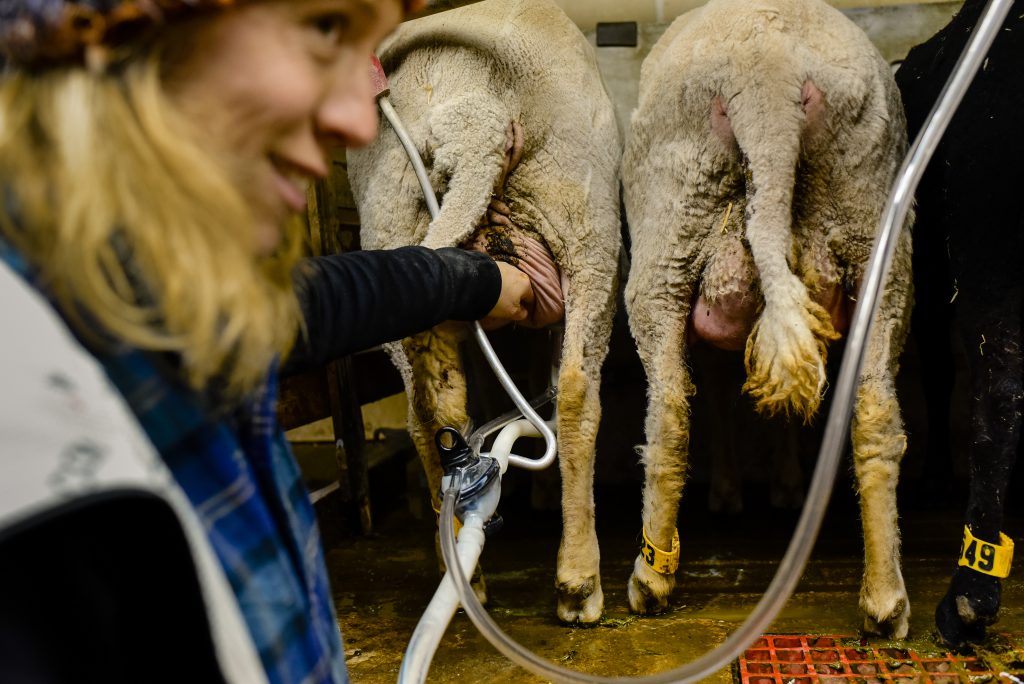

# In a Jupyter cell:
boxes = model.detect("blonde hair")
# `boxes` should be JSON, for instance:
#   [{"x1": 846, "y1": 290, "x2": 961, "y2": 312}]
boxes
[{"x1": 0, "y1": 54, "x2": 304, "y2": 399}]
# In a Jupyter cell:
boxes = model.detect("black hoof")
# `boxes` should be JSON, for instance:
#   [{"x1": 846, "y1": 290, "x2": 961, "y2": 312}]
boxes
[
  {"x1": 936, "y1": 589, "x2": 986, "y2": 648},
  {"x1": 935, "y1": 568, "x2": 1001, "y2": 648},
  {"x1": 954, "y1": 568, "x2": 1002, "y2": 625}
]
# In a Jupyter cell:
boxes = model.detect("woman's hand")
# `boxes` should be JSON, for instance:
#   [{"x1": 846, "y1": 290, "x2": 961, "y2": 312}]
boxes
[{"x1": 480, "y1": 261, "x2": 534, "y2": 330}]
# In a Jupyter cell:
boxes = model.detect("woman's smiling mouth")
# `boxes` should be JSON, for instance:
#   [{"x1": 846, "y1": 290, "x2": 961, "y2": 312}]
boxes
[{"x1": 269, "y1": 155, "x2": 315, "y2": 213}]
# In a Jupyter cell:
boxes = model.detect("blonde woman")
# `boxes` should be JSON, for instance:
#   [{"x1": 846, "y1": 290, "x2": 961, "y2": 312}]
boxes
[{"x1": 0, "y1": 1, "x2": 534, "y2": 682}]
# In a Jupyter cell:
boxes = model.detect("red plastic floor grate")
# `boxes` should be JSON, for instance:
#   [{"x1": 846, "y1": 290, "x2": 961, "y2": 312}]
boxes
[{"x1": 737, "y1": 635, "x2": 1024, "y2": 683}]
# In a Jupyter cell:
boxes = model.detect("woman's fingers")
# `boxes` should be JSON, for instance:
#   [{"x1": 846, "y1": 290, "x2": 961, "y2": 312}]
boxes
[{"x1": 483, "y1": 261, "x2": 535, "y2": 329}]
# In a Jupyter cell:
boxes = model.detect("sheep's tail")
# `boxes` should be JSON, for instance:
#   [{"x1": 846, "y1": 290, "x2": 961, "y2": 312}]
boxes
[
  {"x1": 728, "y1": 82, "x2": 839, "y2": 421},
  {"x1": 420, "y1": 94, "x2": 511, "y2": 250}
]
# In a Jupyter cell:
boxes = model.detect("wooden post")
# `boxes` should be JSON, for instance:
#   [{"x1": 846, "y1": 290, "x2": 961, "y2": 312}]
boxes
[{"x1": 311, "y1": 151, "x2": 375, "y2": 535}]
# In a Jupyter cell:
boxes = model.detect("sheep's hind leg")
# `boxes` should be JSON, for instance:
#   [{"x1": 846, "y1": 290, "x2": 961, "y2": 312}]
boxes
[
  {"x1": 626, "y1": 299, "x2": 694, "y2": 614},
  {"x1": 852, "y1": 256, "x2": 912, "y2": 639},
  {"x1": 556, "y1": 275, "x2": 617, "y2": 625},
  {"x1": 936, "y1": 287, "x2": 1023, "y2": 647},
  {"x1": 401, "y1": 325, "x2": 488, "y2": 604}
]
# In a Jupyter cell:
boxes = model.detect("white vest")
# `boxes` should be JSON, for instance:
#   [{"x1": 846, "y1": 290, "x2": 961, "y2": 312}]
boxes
[{"x1": 0, "y1": 260, "x2": 268, "y2": 683}]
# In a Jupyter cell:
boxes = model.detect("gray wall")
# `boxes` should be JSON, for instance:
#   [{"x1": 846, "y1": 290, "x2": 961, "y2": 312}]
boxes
[{"x1": 586, "y1": 2, "x2": 962, "y2": 137}]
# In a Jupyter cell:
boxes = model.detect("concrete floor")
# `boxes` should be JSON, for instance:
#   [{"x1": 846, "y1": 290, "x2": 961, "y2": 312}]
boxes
[
  {"x1": 314, "y1": 255, "x2": 1024, "y2": 683},
  {"x1": 325, "y1": 485, "x2": 1024, "y2": 683}
]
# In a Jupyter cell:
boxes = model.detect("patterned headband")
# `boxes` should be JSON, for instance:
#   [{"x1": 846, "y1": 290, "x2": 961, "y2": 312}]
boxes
[{"x1": 0, "y1": 0, "x2": 425, "y2": 69}]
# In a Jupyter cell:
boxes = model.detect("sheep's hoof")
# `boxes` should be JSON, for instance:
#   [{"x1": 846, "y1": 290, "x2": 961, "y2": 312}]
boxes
[
  {"x1": 861, "y1": 586, "x2": 910, "y2": 640},
  {"x1": 935, "y1": 568, "x2": 1001, "y2": 648},
  {"x1": 627, "y1": 556, "x2": 675, "y2": 615},
  {"x1": 443, "y1": 565, "x2": 489, "y2": 605},
  {"x1": 556, "y1": 575, "x2": 604, "y2": 624},
  {"x1": 470, "y1": 566, "x2": 489, "y2": 606},
  {"x1": 936, "y1": 593, "x2": 987, "y2": 649}
]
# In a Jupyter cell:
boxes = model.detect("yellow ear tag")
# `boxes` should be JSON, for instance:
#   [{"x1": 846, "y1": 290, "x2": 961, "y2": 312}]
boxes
[
  {"x1": 641, "y1": 527, "x2": 680, "y2": 575},
  {"x1": 958, "y1": 525, "x2": 1014, "y2": 578}
]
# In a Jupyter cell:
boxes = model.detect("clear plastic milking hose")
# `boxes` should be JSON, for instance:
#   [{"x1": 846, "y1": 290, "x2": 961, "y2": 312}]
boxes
[{"x1": 391, "y1": 0, "x2": 1015, "y2": 673}]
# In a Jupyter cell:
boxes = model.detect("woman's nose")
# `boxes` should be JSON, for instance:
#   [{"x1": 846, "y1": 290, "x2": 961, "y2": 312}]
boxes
[{"x1": 316, "y1": 63, "x2": 379, "y2": 149}]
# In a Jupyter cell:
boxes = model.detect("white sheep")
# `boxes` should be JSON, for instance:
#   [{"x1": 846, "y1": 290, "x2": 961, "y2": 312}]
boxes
[
  {"x1": 623, "y1": 0, "x2": 914, "y2": 637},
  {"x1": 348, "y1": 0, "x2": 622, "y2": 624}
]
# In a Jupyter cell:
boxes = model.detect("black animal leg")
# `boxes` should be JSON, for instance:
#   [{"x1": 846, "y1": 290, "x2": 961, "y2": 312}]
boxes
[{"x1": 936, "y1": 290, "x2": 1023, "y2": 648}]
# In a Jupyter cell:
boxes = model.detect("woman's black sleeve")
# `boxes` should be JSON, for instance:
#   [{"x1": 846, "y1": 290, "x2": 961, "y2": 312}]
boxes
[{"x1": 281, "y1": 246, "x2": 501, "y2": 376}]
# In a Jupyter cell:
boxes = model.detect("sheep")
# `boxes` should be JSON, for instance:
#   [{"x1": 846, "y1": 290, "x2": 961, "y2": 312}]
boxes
[
  {"x1": 348, "y1": 0, "x2": 622, "y2": 624},
  {"x1": 622, "y1": 0, "x2": 914, "y2": 637},
  {"x1": 896, "y1": 0, "x2": 1023, "y2": 648}
]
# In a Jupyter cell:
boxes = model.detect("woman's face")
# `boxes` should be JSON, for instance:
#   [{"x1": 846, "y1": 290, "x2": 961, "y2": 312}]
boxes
[{"x1": 165, "y1": 0, "x2": 403, "y2": 254}]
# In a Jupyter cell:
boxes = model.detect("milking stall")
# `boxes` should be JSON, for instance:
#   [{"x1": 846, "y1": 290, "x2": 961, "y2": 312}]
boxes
[
  {"x1": 288, "y1": 0, "x2": 1024, "y2": 680},
  {"x1": 0, "y1": 0, "x2": 1022, "y2": 682}
]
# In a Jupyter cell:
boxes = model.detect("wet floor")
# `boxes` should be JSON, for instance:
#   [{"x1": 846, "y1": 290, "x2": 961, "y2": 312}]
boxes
[
  {"x1": 316, "y1": 282, "x2": 1024, "y2": 683},
  {"x1": 324, "y1": 486, "x2": 1024, "y2": 683}
]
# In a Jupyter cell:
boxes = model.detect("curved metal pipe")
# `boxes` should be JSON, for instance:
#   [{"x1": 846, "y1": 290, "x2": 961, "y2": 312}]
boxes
[
  {"x1": 378, "y1": 98, "x2": 441, "y2": 220},
  {"x1": 470, "y1": 324, "x2": 558, "y2": 470},
  {"x1": 468, "y1": 387, "x2": 556, "y2": 456}
]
